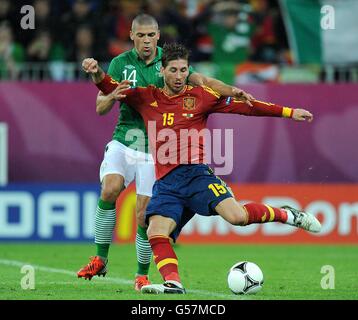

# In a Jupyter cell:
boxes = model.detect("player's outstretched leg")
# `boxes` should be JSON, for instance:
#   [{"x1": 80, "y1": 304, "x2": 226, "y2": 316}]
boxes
[
  {"x1": 216, "y1": 199, "x2": 321, "y2": 233},
  {"x1": 243, "y1": 202, "x2": 321, "y2": 233}
]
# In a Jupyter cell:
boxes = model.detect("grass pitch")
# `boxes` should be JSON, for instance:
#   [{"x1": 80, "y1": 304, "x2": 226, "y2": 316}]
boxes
[{"x1": 0, "y1": 243, "x2": 357, "y2": 300}]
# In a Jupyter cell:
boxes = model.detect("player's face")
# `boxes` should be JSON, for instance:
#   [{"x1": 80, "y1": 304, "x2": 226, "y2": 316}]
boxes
[
  {"x1": 130, "y1": 24, "x2": 160, "y2": 62},
  {"x1": 162, "y1": 59, "x2": 189, "y2": 95}
]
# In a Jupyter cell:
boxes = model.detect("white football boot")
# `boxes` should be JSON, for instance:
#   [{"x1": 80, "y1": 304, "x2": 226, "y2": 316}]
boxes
[
  {"x1": 281, "y1": 205, "x2": 321, "y2": 233},
  {"x1": 141, "y1": 280, "x2": 186, "y2": 294}
]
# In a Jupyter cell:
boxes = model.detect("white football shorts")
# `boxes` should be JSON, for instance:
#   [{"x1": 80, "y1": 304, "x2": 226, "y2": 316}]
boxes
[{"x1": 99, "y1": 140, "x2": 156, "y2": 196}]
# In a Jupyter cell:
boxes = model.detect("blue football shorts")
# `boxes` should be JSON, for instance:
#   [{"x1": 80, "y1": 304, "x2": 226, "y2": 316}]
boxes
[{"x1": 145, "y1": 164, "x2": 234, "y2": 241}]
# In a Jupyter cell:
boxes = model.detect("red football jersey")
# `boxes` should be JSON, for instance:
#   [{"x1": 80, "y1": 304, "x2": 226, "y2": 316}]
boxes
[
  {"x1": 121, "y1": 85, "x2": 290, "y2": 179},
  {"x1": 96, "y1": 76, "x2": 292, "y2": 179}
]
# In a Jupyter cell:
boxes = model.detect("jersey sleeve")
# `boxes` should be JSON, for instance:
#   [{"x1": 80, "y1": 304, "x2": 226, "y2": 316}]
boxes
[
  {"x1": 199, "y1": 85, "x2": 224, "y2": 111},
  {"x1": 121, "y1": 87, "x2": 148, "y2": 113},
  {"x1": 210, "y1": 97, "x2": 293, "y2": 118},
  {"x1": 95, "y1": 73, "x2": 148, "y2": 113}
]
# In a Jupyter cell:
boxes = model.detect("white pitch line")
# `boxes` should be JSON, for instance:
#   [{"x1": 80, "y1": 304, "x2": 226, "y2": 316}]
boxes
[{"x1": 0, "y1": 259, "x2": 235, "y2": 299}]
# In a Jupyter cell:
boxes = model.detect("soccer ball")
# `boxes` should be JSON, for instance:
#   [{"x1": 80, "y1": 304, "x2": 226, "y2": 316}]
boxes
[{"x1": 227, "y1": 261, "x2": 264, "y2": 294}]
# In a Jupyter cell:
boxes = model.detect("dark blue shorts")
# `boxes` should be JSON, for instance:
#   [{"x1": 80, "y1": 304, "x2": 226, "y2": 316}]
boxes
[{"x1": 145, "y1": 164, "x2": 234, "y2": 241}]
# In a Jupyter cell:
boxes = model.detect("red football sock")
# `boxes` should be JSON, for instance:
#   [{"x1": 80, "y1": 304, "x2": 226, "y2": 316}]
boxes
[
  {"x1": 149, "y1": 235, "x2": 181, "y2": 283},
  {"x1": 243, "y1": 203, "x2": 288, "y2": 225}
]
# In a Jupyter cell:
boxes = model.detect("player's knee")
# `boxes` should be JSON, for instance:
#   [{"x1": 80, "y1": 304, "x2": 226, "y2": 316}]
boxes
[
  {"x1": 101, "y1": 185, "x2": 121, "y2": 203},
  {"x1": 227, "y1": 211, "x2": 246, "y2": 226},
  {"x1": 146, "y1": 223, "x2": 156, "y2": 238},
  {"x1": 146, "y1": 216, "x2": 171, "y2": 238}
]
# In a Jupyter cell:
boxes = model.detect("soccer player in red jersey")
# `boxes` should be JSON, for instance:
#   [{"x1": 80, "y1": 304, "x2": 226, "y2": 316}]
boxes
[
  {"x1": 78, "y1": 14, "x2": 255, "y2": 290},
  {"x1": 83, "y1": 43, "x2": 321, "y2": 294}
]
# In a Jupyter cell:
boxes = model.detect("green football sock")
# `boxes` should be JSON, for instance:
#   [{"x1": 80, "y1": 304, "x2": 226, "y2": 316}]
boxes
[
  {"x1": 96, "y1": 243, "x2": 110, "y2": 259},
  {"x1": 95, "y1": 199, "x2": 116, "y2": 259},
  {"x1": 135, "y1": 225, "x2": 152, "y2": 276}
]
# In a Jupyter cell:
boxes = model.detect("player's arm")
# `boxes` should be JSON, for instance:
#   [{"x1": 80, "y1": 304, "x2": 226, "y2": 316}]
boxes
[
  {"x1": 200, "y1": 86, "x2": 313, "y2": 122},
  {"x1": 95, "y1": 91, "x2": 117, "y2": 116},
  {"x1": 214, "y1": 96, "x2": 313, "y2": 122},
  {"x1": 82, "y1": 58, "x2": 131, "y2": 115},
  {"x1": 91, "y1": 70, "x2": 148, "y2": 113},
  {"x1": 188, "y1": 72, "x2": 255, "y2": 107}
]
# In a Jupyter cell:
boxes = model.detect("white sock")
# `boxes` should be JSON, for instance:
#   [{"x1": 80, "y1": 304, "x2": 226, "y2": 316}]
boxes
[{"x1": 284, "y1": 208, "x2": 295, "y2": 225}]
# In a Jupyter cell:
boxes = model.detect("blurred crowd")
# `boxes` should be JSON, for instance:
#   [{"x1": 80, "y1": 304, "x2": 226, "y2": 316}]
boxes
[{"x1": 0, "y1": 0, "x2": 290, "y2": 81}]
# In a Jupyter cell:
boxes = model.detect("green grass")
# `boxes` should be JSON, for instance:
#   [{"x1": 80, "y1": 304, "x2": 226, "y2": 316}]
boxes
[{"x1": 0, "y1": 243, "x2": 357, "y2": 300}]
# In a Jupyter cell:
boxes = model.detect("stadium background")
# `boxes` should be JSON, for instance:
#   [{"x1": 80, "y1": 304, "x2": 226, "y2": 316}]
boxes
[{"x1": 0, "y1": 0, "x2": 357, "y2": 301}]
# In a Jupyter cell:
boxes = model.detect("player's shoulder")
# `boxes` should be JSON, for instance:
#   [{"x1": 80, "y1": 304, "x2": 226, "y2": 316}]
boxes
[
  {"x1": 183, "y1": 85, "x2": 201, "y2": 95},
  {"x1": 183, "y1": 85, "x2": 210, "y2": 95},
  {"x1": 110, "y1": 50, "x2": 133, "y2": 65},
  {"x1": 199, "y1": 85, "x2": 221, "y2": 99}
]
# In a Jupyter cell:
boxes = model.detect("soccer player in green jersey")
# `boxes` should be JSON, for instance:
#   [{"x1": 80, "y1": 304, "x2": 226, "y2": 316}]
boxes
[{"x1": 77, "y1": 14, "x2": 255, "y2": 291}]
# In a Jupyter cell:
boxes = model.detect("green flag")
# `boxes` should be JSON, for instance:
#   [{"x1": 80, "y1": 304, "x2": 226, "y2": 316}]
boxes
[{"x1": 280, "y1": 0, "x2": 358, "y2": 65}]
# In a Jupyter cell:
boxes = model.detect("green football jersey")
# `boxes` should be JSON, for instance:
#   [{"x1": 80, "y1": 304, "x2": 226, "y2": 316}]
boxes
[{"x1": 107, "y1": 46, "x2": 194, "y2": 153}]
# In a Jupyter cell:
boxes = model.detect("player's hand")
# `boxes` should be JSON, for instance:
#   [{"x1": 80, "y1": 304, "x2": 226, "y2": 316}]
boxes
[
  {"x1": 292, "y1": 108, "x2": 313, "y2": 122},
  {"x1": 109, "y1": 80, "x2": 131, "y2": 100},
  {"x1": 82, "y1": 58, "x2": 99, "y2": 74},
  {"x1": 232, "y1": 87, "x2": 255, "y2": 107}
]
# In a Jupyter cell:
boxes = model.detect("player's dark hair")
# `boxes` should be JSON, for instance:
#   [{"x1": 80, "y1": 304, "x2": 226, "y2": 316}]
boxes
[
  {"x1": 132, "y1": 14, "x2": 159, "y2": 30},
  {"x1": 162, "y1": 43, "x2": 190, "y2": 68}
]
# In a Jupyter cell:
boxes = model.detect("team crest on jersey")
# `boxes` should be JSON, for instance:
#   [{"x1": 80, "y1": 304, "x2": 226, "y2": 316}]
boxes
[
  {"x1": 183, "y1": 97, "x2": 196, "y2": 110},
  {"x1": 155, "y1": 61, "x2": 162, "y2": 71}
]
